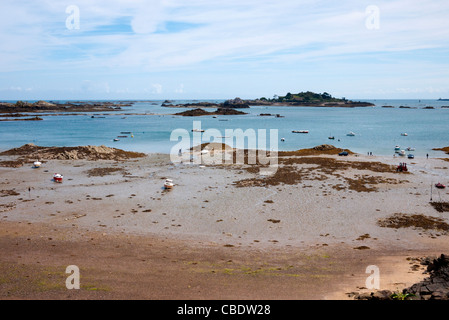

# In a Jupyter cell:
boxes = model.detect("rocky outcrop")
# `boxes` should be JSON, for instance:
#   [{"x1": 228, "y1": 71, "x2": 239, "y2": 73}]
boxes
[
  {"x1": 0, "y1": 100, "x2": 132, "y2": 113},
  {"x1": 0, "y1": 144, "x2": 145, "y2": 162},
  {"x1": 222, "y1": 97, "x2": 250, "y2": 109},
  {"x1": 355, "y1": 254, "x2": 449, "y2": 300},
  {"x1": 404, "y1": 254, "x2": 449, "y2": 300},
  {"x1": 163, "y1": 98, "x2": 249, "y2": 109},
  {"x1": 215, "y1": 107, "x2": 247, "y2": 115},
  {"x1": 174, "y1": 108, "x2": 247, "y2": 117},
  {"x1": 174, "y1": 108, "x2": 211, "y2": 116}
]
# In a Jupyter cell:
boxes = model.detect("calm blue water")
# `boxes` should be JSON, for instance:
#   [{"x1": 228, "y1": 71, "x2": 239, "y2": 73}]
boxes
[{"x1": 1, "y1": 99, "x2": 448, "y2": 158}]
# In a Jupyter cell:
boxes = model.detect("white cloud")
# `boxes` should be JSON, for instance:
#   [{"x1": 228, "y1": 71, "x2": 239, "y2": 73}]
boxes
[
  {"x1": 1, "y1": 0, "x2": 449, "y2": 98},
  {"x1": 152, "y1": 83, "x2": 163, "y2": 94},
  {"x1": 175, "y1": 83, "x2": 184, "y2": 93}
]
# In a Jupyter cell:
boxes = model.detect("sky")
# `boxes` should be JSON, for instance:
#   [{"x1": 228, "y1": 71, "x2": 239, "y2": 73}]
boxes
[{"x1": 0, "y1": 0, "x2": 449, "y2": 100}]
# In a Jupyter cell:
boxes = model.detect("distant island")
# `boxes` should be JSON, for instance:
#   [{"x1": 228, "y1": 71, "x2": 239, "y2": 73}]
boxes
[
  {"x1": 250, "y1": 91, "x2": 374, "y2": 107},
  {"x1": 162, "y1": 97, "x2": 250, "y2": 109},
  {"x1": 163, "y1": 91, "x2": 374, "y2": 109},
  {"x1": 438, "y1": 98, "x2": 449, "y2": 101},
  {"x1": 0, "y1": 100, "x2": 132, "y2": 114},
  {"x1": 173, "y1": 107, "x2": 247, "y2": 117}
]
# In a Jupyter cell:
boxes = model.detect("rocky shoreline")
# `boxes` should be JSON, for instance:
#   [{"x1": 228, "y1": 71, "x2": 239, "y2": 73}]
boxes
[
  {"x1": 354, "y1": 254, "x2": 449, "y2": 300},
  {"x1": 162, "y1": 96, "x2": 374, "y2": 109},
  {"x1": 162, "y1": 97, "x2": 250, "y2": 109},
  {"x1": 173, "y1": 107, "x2": 247, "y2": 117},
  {"x1": 0, "y1": 100, "x2": 133, "y2": 114},
  {"x1": 0, "y1": 143, "x2": 145, "y2": 166}
]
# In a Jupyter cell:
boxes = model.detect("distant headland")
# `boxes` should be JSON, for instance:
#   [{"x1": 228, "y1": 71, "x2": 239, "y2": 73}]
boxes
[
  {"x1": 163, "y1": 91, "x2": 374, "y2": 109},
  {"x1": 0, "y1": 100, "x2": 132, "y2": 114}
]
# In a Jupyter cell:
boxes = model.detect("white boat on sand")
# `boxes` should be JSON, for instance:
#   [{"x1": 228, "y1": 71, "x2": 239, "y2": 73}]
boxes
[{"x1": 164, "y1": 179, "x2": 174, "y2": 189}]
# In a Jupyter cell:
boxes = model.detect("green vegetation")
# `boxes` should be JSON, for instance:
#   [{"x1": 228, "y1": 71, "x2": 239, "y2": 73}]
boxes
[
  {"x1": 391, "y1": 290, "x2": 415, "y2": 300},
  {"x1": 266, "y1": 91, "x2": 345, "y2": 103}
]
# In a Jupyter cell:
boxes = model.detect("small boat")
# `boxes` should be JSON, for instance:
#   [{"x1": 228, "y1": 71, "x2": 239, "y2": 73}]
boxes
[
  {"x1": 346, "y1": 131, "x2": 356, "y2": 136},
  {"x1": 328, "y1": 136, "x2": 335, "y2": 140},
  {"x1": 164, "y1": 179, "x2": 174, "y2": 189},
  {"x1": 401, "y1": 133, "x2": 408, "y2": 136},
  {"x1": 121, "y1": 132, "x2": 132, "y2": 134},
  {"x1": 394, "y1": 145, "x2": 401, "y2": 152},
  {"x1": 398, "y1": 150, "x2": 406, "y2": 156},
  {"x1": 192, "y1": 129, "x2": 205, "y2": 132},
  {"x1": 406, "y1": 147, "x2": 415, "y2": 151},
  {"x1": 281, "y1": 138, "x2": 285, "y2": 142},
  {"x1": 53, "y1": 173, "x2": 63, "y2": 183},
  {"x1": 292, "y1": 130, "x2": 309, "y2": 133},
  {"x1": 407, "y1": 154, "x2": 414, "y2": 159},
  {"x1": 435, "y1": 183, "x2": 446, "y2": 189},
  {"x1": 117, "y1": 135, "x2": 128, "y2": 138},
  {"x1": 113, "y1": 139, "x2": 120, "y2": 142},
  {"x1": 33, "y1": 161, "x2": 42, "y2": 168}
]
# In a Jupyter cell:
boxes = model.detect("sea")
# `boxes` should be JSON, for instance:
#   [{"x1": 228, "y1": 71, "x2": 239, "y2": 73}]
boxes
[{"x1": 1, "y1": 99, "x2": 448, "y2": 158}]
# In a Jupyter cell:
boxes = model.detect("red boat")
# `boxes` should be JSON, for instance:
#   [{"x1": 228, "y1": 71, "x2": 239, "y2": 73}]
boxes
[
  {"x1": 435, "y1": 183, "x2": 446, "y2": 189},
  {"x1": 53, "y1": 173, "x2": 63, "y2": 183}
]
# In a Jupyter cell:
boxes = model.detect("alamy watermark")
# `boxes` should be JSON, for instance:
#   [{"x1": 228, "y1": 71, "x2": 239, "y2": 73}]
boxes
[
  {"x1": 365, "y1": 5, "x2": 380, "y2": 30},
  {"x1": 66, "y1": 265, "x2": 80, "y2": 289},
  {"x1": 365, "y1": 265, "x2": 380, "y2": 290},
  {"x1": 170, "y1": 121, "x2": 279, "y2": 175},
  {"x1": 66, "y1": 5, "x2": 80, "y2": 30}
]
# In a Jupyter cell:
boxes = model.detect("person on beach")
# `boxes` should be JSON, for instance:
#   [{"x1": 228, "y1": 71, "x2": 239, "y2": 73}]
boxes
[{"x1": 427, "y1": 153, "x2": 429, "y2": 159}]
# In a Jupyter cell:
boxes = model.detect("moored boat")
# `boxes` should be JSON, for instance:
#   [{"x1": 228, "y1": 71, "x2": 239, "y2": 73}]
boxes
[
  {"x1": 164, "y1": 179, "x2": 174, "y2": 189},
  {"x1": 33, "y1": 161, "x2": 42, "y2": 168},
  {"x1": 435, "y1": 183, "x2": 446, "y2": 189},
  {"x1": 53, "y1": 173, "x2": 63, "y2": 183},
  {"x1": 346, "y1": 131, "x2": 355, "y2": 136},
  {"x1": 292, "y1": 130, "x2": 309, "y2": 133}
]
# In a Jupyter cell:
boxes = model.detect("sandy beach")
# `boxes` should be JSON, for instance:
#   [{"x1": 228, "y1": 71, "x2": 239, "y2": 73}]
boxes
[{"x1": 1, "y1": 145, "x2": 448, "y2": 299}]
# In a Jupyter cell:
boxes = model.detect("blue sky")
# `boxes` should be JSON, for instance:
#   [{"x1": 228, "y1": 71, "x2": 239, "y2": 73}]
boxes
[{"x1": 0, "y1": 0, "x2": 449, "y2": 100}]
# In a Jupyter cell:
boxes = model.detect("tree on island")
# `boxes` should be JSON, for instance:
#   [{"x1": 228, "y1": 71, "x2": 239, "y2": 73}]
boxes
[{"x1": 268, "y1": 91, "x2": 342, "y2": 103}]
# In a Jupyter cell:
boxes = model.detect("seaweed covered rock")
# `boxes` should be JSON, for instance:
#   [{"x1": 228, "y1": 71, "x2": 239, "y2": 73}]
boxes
[{"x1": 404, "y1": 254, "x2": 449, "y2": 300}]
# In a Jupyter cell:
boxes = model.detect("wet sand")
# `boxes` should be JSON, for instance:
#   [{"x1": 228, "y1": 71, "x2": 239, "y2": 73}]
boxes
[{"x1": 1, "y1": 150, "x2": 448, "y2": 299}]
